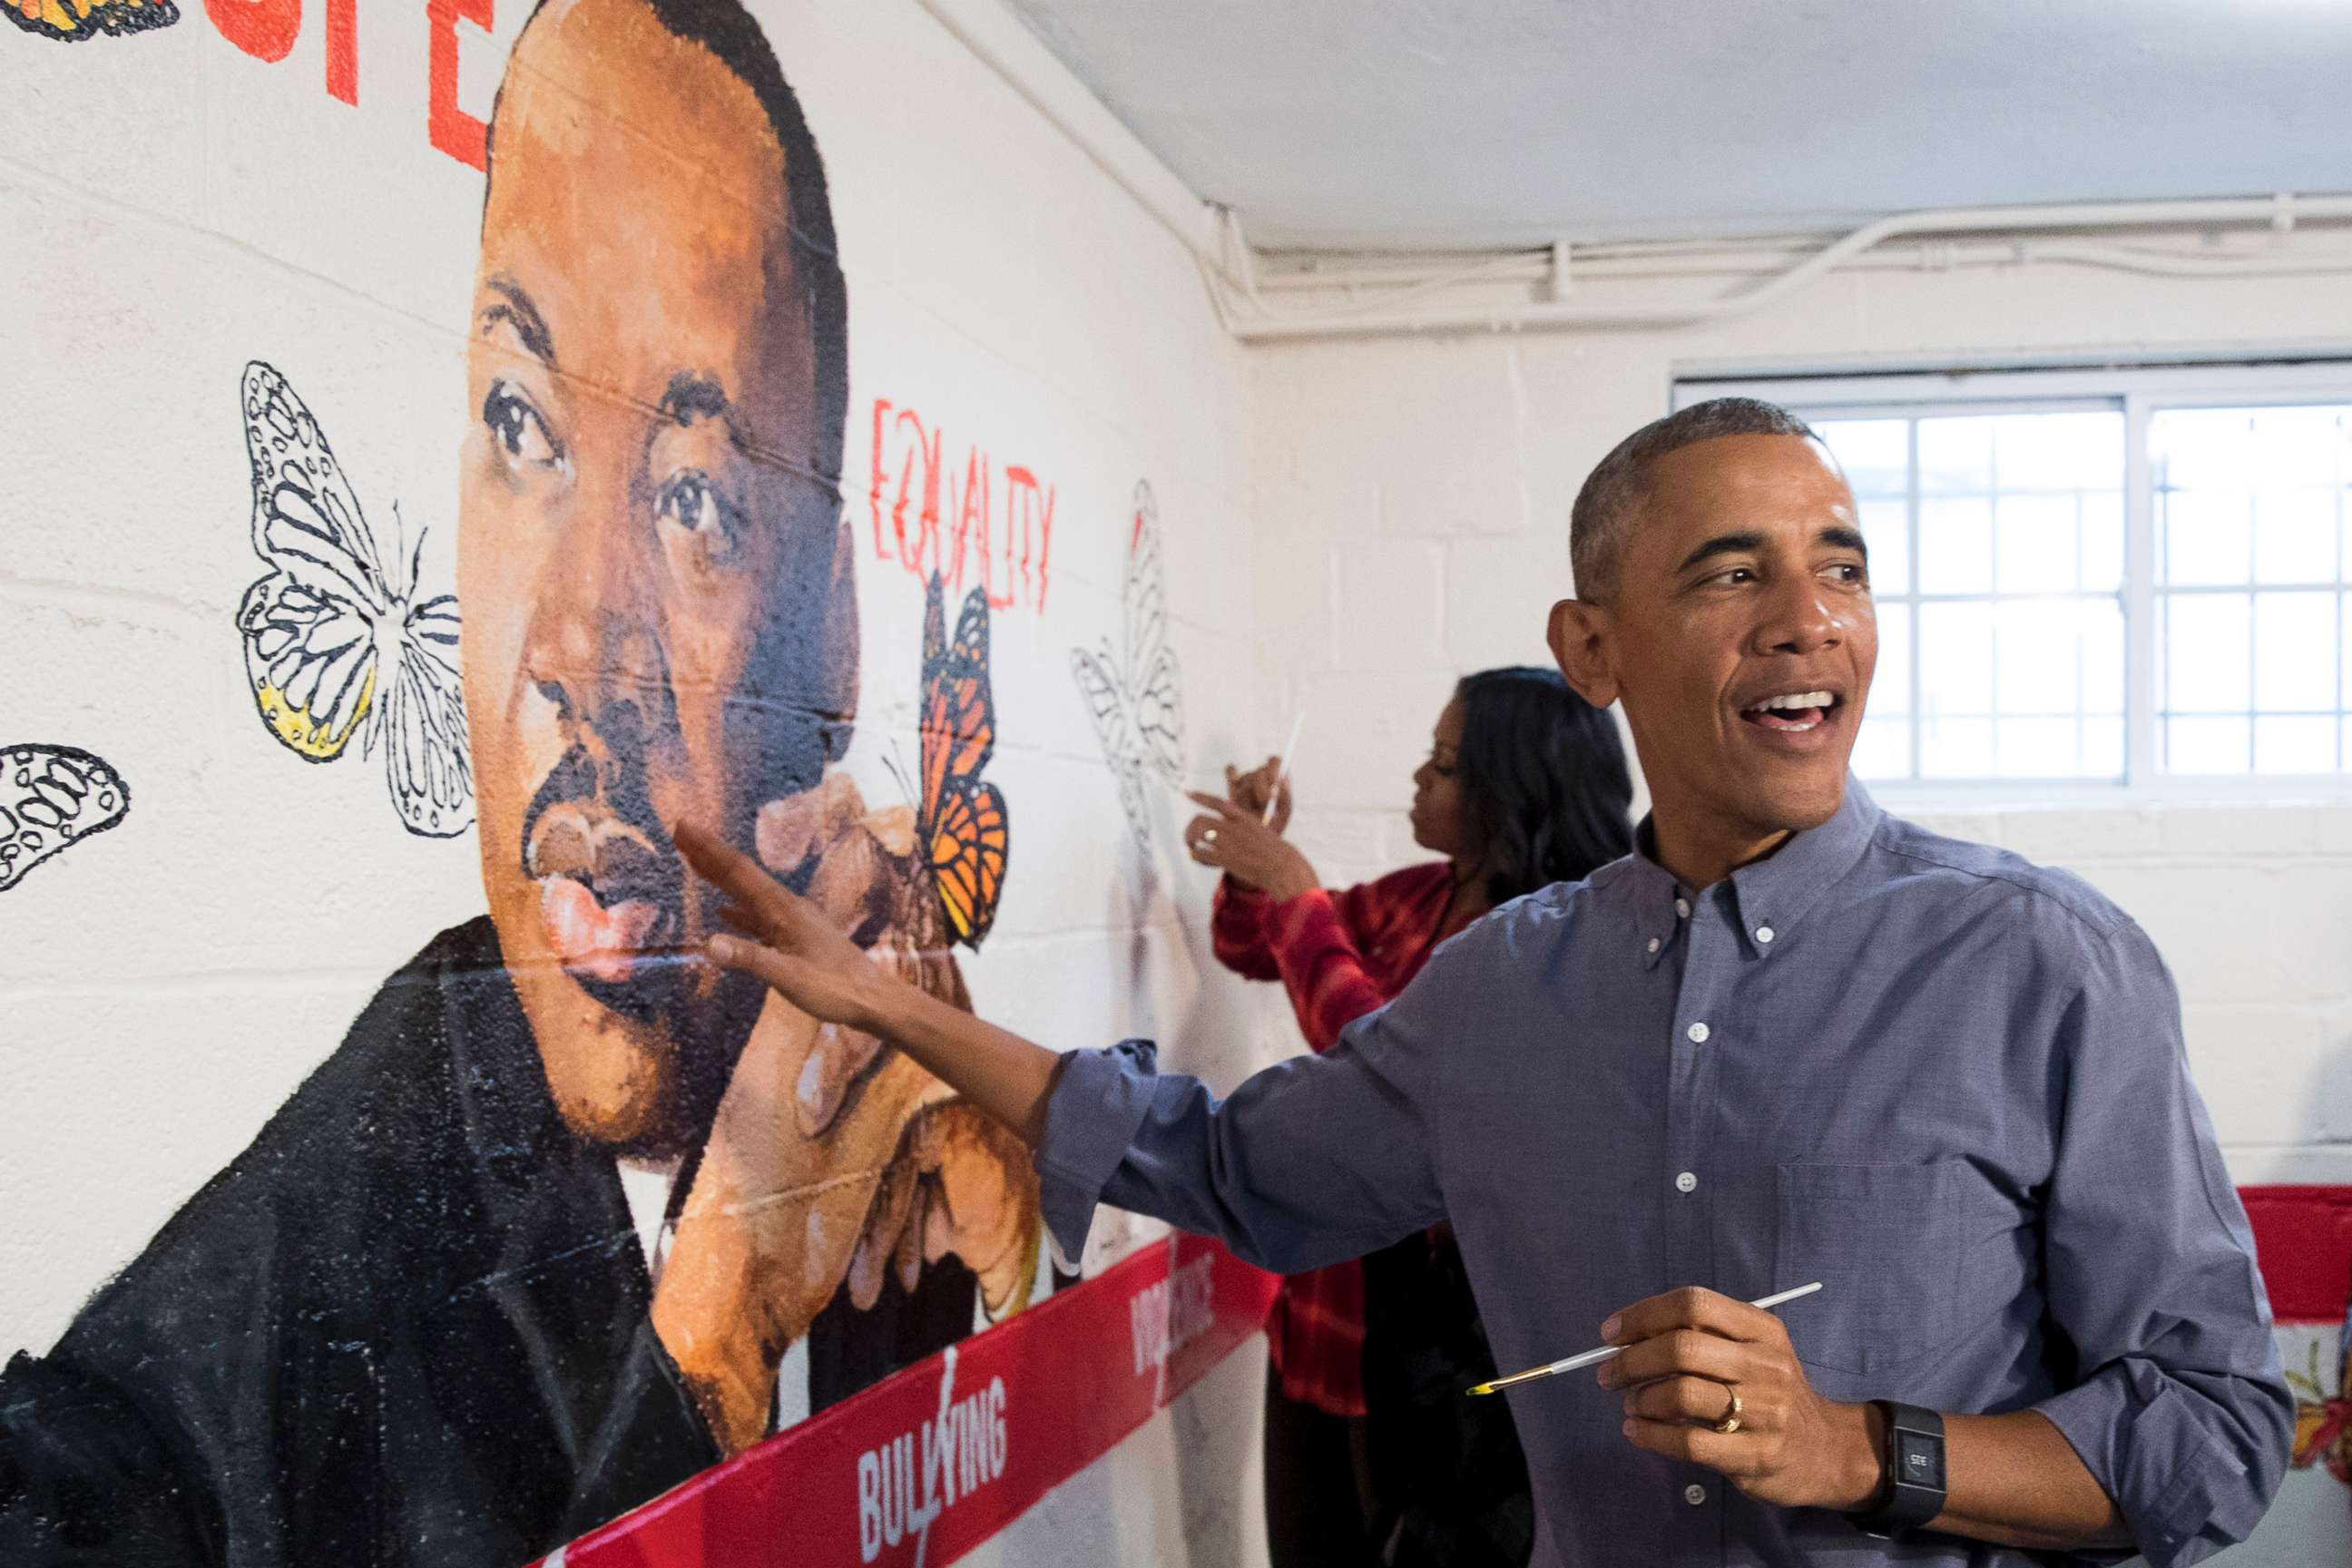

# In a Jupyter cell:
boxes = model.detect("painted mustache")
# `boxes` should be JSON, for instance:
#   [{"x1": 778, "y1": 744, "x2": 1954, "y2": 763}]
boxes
[{"x1": 520, "y1": 741, "x2": 687, "y2": 993}]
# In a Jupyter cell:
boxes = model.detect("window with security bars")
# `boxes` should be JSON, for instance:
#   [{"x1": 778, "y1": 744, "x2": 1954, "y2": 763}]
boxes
[
  {"x1": 1813, "y1": 412, "x2": 2125, "y2": 783},
  {"x1": 2153, "y1": 406, "x2": 2352, "y2": 775},
  {"x1": 1676, "y1": 363, "x2": 2352, "y2": 794}
]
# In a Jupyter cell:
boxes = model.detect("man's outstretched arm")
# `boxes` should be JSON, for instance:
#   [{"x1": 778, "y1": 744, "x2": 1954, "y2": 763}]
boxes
[
  {"x1": 678, "y1": 821, "x2": 1447, "y2": 1274},
  {"x1": 681, "y1": 821, "x2": 1063, "y2": 1142}
]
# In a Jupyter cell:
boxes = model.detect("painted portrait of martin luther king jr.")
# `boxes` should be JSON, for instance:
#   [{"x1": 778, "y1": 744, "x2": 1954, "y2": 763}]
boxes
[{"x1": 0, "y1": 0, "x2": 1039, "y2": 1561}]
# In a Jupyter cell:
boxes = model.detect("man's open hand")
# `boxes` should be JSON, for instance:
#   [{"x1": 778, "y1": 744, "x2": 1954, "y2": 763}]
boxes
[{"x1": 1596, "y1": 1286, "x2": 1882, "y2": 1511}]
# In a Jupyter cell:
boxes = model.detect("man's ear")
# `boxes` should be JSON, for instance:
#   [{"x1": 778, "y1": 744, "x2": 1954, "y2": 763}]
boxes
[{"x1": 1548, "y1": 598, "x2": 1620, "y2": 710}]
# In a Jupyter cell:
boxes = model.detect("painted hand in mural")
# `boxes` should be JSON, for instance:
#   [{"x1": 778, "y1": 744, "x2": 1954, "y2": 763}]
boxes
[
  {"x1": 756, "y1": 772, "x2": 1034, "y2": 1322},
  {"x1": 1182, "y1": 788, "x2": 1319, "y2": 903},
  {"x1": 660, "y1": 792, "x2": 1037, "y2": 1455}
]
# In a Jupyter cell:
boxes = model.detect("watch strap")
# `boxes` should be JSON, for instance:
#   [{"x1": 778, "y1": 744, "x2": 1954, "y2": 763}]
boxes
[{"x1": 1846, "y1": 1400, "x2": 1946, "y2": 1538}]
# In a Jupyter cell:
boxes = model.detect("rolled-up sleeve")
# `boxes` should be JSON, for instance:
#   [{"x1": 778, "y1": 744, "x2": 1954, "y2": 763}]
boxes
[
  {"x1": 1033, "y1": 964, "x2": 1453, "y2": 1272},
  {"x1": 2031, "y1": 918, "x2": 2294, "y2": 1568}
]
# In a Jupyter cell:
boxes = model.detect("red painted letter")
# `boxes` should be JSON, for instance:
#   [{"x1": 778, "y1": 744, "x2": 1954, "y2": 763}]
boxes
[
  {"x1": 205, "y1": 0, "x2": 299, "y2": 64},
  {"x1": 427, "y1": 0, "x2": 494, "y2": 171},
  {"x1": 326, "y1": 0, "x2": 356, "y2": 103}
]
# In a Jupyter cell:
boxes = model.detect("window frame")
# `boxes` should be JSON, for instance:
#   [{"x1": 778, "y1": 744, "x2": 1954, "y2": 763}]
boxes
[{"x1": 1672, "y1": 358, "x2": 2352, "y2": 806}]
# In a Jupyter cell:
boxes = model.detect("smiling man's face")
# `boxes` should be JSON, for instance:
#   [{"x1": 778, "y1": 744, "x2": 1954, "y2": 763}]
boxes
[
  {"x1": 1593, "y1": 432, "x2": 1877, "y2": 845},
  {"x1": 459, "y1": 0, "x2": 853, "y2": 1152}
]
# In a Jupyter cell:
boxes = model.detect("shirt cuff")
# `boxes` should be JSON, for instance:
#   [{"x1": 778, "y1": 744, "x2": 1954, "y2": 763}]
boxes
[
  {"x1": 2034, "y1": 1361, "x2": 2261, "y2": 1568},
  {"x1": 1033, "y1": 1039, "x2": 1161, "y2": 1267}
]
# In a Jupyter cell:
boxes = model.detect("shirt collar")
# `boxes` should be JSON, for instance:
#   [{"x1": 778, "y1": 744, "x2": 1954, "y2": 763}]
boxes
[{"x1": 1608, "y1": 776, "x2": 1883, "y2": 967}]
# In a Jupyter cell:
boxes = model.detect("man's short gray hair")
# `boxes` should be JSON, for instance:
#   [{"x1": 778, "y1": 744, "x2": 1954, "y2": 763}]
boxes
[{"x1": 1569, "y1": 397, "x2": 1820, "y2": 603}]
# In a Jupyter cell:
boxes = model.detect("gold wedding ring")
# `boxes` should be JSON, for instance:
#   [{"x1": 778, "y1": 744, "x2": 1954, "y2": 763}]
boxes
[{"x1": 1711, "y1": 1388, "x2": 1743, "y2": 1436}]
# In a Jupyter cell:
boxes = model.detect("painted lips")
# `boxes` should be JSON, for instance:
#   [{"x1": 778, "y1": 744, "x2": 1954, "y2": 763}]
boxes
[{"x1": 524, "y1": 800, "x2": 685, "y2": 985}]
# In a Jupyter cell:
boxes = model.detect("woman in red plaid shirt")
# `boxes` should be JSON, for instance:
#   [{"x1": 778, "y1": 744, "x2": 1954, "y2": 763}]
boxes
[{"x1": 1187, "y1": 667, "x2": 1634, "y2": 1568}]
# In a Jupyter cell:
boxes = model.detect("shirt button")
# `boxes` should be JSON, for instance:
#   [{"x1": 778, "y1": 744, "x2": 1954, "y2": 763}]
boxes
[
  {"x1": 1755, "y1": 926, "x2": 1776, "y2": 945},
  {"x1": 1684, "y1": 1483, "x2": 1708, "y2": 1505},
  {"x1": 1686, "y1": 1022, "x2": 1710, "y2": 1044},
  {"x1": 1646, "y1": 936, "x2": 1662, "y2": 955},
  {"x1": 1674, "y1": 897, "x2": 1690, "y2": 918},
  {"x1": 1675, "y1": 1171, "x2": 1698, "y2": 1193}
]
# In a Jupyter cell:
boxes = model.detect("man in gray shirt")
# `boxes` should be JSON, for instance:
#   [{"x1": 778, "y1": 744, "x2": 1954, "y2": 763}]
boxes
[{"x1": 681, "y1": 397, "x2": 2291, "y2": 1567}]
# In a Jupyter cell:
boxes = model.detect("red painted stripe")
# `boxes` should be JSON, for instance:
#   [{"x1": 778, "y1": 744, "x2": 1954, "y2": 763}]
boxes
[
  {"x1": 546, "y1": 1183, "x2": 2348, "y2": 1563},
  {"x1": 546, "y1": 1239, "x2": 1279, "y2": 1568},
  {"x1": 2242, "y1": 1185, "x2": 2352, "y2": 1327}
]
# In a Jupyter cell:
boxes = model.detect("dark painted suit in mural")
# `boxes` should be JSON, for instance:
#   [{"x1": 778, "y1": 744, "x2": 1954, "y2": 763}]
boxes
[
  {"x1": 0, "y1": 922, "x2": 981, "y2": 1563},
  {"x1": 0, "y1": 0, "x2": 1038, "y2": 1558}
]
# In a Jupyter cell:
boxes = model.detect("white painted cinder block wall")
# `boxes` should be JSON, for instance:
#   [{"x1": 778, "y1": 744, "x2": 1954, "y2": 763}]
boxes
[{"x1": 1250, "y1": 256, "x2": 2352, "y2": 1563}]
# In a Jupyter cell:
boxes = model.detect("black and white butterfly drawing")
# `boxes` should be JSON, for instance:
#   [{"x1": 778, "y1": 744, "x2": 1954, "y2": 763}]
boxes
[
  {"x1": 1069, "y1": 480, "x2": 1185, "y2": 851},
  {"x1": 233, "y1": 361, "x2": 474, "y2": 838},
  {"x1": 0, "y1": 744, "x2": 130, "y2": 893}
]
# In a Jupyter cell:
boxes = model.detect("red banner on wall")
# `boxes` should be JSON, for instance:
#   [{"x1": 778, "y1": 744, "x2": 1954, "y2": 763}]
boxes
[
  {"x1": 544, "y1": 1184, "x2": 2346, "y2": 1565},
  {"x1": 544, "y1": 1239, "x2": 1279, "y2": 1568},
  {"x1": 2242, "y1": 1185, "x2": 2352, "y2": 1326}
]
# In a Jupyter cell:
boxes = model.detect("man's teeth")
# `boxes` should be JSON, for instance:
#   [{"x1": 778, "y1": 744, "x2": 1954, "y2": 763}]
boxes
[{"x1": 1748, "y1": 691, "x2": 1835, "y2": 713}]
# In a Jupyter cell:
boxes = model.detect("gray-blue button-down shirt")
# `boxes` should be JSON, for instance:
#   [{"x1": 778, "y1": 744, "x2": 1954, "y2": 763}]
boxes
[{"x1": 1034, "y1": 782, "x2": 2290, "y2": 1567}]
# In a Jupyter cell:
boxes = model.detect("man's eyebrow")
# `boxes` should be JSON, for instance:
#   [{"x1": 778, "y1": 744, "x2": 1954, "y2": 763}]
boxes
[
  {"x1": 1675, "y1": 531, "x2": 1766, "y2": 573},
  {"x1": 1820, "y1": 524, "x2": 1869, "y2": 557},
  {"x1": 479, "y1": 275, "x2": 557, "y2": 368},
  {"x1": 658, "y1": 372, "x2": 739, "y2": 435}
]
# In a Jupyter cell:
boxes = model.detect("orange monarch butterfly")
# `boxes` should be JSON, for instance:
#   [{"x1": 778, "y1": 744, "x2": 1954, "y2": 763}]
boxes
[
  {"x1": 7, "y1": 0, "x2": 178, "y2": 39},
  {"x1": 916, "y1": 572, "x2": 1008, "y2": 947}
]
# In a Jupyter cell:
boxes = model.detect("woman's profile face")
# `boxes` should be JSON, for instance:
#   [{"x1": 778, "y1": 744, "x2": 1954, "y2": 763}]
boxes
[{"x1": 1408, "y1": 693, "x2": 1471, "y2": 857}]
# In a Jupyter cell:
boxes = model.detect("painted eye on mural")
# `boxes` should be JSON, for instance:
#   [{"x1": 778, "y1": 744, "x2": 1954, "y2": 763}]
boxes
[
  {"x1": 482, "y1": 381, "x2": 564, "y2": 471},
  {"x1": 656, "y1": 470, "x2": 732, "y2": 544}
]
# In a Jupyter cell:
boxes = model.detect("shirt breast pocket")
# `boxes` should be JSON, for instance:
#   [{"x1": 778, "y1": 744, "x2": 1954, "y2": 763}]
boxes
[{"x1": 1773, "y1": 1161, "x2": 1967, "y2": 1377}]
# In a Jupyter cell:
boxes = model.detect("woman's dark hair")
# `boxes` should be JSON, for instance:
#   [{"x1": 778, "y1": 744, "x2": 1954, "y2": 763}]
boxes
[{"x1": 1454, "y1": 666, "x2": 1634, "y2": 905}]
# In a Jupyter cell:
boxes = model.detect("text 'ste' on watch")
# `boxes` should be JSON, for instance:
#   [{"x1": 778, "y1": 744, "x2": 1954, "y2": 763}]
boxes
[{"x1": 1846, "y1": 1400, "x2": 1946, "y2": 1538}]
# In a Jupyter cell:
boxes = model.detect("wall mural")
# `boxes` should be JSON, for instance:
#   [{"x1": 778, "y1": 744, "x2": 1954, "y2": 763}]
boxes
[
  {"x1": 1070, "y1": 480, "x2": 1185, "y2": 853},
  {"x1": 2289, "y1": 1292, "x2": 2351, "y2": 1489},
  {"x1": 6, "y1": 0, "x2": 175, "y2": 41},
  {"x1": 0, "y1": 744, "x2": 130, "y2": 892},
  {"x1": 0, "y1": 0, "x2": 1069, "y2": 1559},
  {"x1": 236, "y1": 361, "x2": 475, "y2": 838}
]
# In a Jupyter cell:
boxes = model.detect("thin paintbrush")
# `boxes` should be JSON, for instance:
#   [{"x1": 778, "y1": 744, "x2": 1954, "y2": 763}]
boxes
[
  {"x1": 1262, "y1": 712, "x2": 1305, "y2": 826},
  {"x1": 1467, "y1": 1281, "x2": 1825, "y2": 1396}
]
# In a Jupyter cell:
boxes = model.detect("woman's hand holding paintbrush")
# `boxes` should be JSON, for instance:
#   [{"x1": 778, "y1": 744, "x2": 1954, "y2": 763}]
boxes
[{"x1": 1183, "y1": 760, "x2": 1318, "y2": 901}]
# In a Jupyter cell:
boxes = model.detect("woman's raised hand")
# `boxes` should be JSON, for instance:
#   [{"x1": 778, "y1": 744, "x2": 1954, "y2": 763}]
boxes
[
  {"x1": 1224, "y1": 756, "x2": 1293, "y2": 834},
  {"x1": 1184, "y1": 789, "x2": 1319, "y2": 903}
]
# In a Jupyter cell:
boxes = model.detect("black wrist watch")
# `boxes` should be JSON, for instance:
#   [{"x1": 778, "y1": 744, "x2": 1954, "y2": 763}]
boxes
[{"x1": 1846, "y1": 1400, "x2": 1946, "y2": 1538}]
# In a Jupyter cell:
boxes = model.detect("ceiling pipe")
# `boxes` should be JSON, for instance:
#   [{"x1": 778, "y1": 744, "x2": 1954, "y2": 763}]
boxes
[
  {"x1": 913, "y1": 3, "x2": 2352, "y2": 344},
  {"x1": 1220, "y1": 194, "x2": 2352, "y2": 342}
]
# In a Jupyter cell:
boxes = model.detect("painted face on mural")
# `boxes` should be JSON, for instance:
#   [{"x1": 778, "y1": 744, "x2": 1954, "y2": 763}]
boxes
[{"x1": 461, "y1": 0, "x2": 855, "y2": 1152}]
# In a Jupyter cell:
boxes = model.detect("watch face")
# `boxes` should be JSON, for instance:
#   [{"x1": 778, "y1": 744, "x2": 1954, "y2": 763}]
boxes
[{"x1": 1896, "y1": 1432, "x2": 1945, "y2": 1488}]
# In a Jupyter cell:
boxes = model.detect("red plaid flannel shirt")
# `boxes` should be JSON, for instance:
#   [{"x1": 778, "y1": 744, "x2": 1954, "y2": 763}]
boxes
[{"x1": 1210, "y1": 861, "x2": 1457, "y2": 1418}]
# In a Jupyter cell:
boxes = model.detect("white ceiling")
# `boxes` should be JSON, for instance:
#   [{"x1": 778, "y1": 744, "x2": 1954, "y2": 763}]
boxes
[{"x1": 1002, "y1": 0, "x2": 2352, "y2": 250}]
